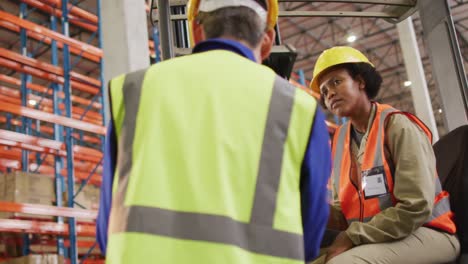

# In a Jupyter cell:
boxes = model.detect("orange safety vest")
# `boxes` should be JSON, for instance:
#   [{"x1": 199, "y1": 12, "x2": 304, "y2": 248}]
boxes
[{"x1": 331, "y1": 103, "x2": 456, "y2": 234}]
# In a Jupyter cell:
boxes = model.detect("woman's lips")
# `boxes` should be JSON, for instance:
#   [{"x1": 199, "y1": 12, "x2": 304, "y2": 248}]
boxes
[{"x1": 330, "y1": 99, "x2": 343, "y2": 109}]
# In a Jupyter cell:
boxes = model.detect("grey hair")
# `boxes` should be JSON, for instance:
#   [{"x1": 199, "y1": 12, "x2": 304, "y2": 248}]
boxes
[{"x1": 196, "y1": 6, "x2": 267, "y2": 48}]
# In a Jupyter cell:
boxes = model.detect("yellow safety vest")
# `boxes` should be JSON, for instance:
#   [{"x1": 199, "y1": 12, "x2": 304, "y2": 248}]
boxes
[{"x1": 106, "y1": 50, "x2": 317, "y2": 264}]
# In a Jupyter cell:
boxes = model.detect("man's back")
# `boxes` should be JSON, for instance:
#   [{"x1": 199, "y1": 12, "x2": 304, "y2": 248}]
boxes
[
  {"x1": 105, "y1": 49, "x2": 317, "y2": 263},
  {"x1": 99, "y1": 1, "x2": 331, "y2": 262},
  {"x1": 123, "y1": 49, "x2": 284, "y2": 220}
]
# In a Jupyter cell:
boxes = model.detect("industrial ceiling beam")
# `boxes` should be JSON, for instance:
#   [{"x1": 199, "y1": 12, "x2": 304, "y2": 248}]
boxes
[
  {"x1": 296, "y1": 18, "x2": 394, "y2": 73},
  {"x1": 280, "y1": 10, "x2": 399, "y2": 18},
  {"x1": 278, "y1": 0, "x2": 415, "y2": 6},
  {"x1": 154, "y1": 10, "x2": 400, "y2": 21},
  {"x1": 157, "y1": 0, "x2": 417, "y2": 6}
]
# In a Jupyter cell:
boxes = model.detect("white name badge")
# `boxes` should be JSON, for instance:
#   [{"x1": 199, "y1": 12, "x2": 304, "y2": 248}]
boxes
[{"x1": 362, "y1": 166, "x2": 389, "y2": 199}]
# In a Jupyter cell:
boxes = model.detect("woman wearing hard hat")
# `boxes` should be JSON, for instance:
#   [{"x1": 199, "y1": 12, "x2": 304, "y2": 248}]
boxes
[{"x1": 310, "y1": 46, "x2": 460, "y2": 264}]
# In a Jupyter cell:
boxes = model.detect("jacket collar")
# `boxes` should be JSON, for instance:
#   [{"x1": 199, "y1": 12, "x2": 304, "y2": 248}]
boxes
[{"x1": 192, "y1": 38, "x2": 257, "y2": 62}]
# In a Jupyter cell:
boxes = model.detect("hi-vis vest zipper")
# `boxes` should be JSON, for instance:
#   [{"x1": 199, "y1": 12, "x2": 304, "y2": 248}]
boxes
[
  {"x1": 106, "y1": 50, "x2": 318, "y2": 264},
  {"x1": 331, "y1": 103, "x2": 456, "y2": 234}
]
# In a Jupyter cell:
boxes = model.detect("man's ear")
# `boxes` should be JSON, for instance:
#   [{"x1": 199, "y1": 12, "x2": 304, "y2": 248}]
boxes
[
  {"x1": 191, "y1": 21, "x2": 205, "y2": 45},
  {"x1": 260, "y1": 28, "x2": 275, "y2": 61}
]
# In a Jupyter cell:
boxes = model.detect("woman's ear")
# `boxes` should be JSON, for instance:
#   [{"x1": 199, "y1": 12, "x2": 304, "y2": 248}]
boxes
[{"x1": 357, "y1": 76, "x2": 366, "y2": 90}]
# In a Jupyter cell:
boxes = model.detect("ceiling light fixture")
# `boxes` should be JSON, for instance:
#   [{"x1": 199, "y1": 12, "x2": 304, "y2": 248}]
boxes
[
  {"x1": 346, "y1": 35, "x2": 357, "y2": 43},
  {"x1": 404, "y1": 81, "x2": 412, "y2": 87}
]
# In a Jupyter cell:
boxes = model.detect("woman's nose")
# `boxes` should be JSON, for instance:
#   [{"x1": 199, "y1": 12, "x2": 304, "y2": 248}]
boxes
[{"x1": 327, "y1": 89, "x2": 335, "y2": 100}]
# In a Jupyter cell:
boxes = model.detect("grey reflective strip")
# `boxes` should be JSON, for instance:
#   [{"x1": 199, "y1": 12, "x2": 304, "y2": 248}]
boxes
[
  {"x1": 117, "y1": 69, "x2": 147, "y2": 200},
  {"x1": 109, "y1": 69, "x2": 147, "y2": 234},
  {"x1": 333, "y1": 123, "x2": 349, "y2": 195},
  {"x1": 250, "y1": 76, "x2": 295, "y2": 225},
  {"x1": 373, "y1": 108, "x2": 396, "y2": 168},
  {"x1": 127, "y1": 206, "x2": 304, "y2": 260},
  {"x1": 112, "y1": 74, "x2": 303, "y2": 260},
  {"x1": 374, "y1": 108, "x2": 397, "y2": 211},
  {"x1": 428, "y1": 196, "x2": 451, "y2": 222},
  {"x1": 435, "y1": 178, "x2": 442, "y2": 193},
  {"x1": 378, "y1": 194, "x2": 393, "y2": 210}
]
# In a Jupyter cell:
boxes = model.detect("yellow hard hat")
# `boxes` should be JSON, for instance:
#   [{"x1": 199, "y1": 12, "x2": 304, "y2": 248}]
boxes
[
  {"x1": 187, "y1": 0, "x2": 279, "y2": 45},
  {"x1": 310, "y1": 46, "x2": 374, "y2": 93}
]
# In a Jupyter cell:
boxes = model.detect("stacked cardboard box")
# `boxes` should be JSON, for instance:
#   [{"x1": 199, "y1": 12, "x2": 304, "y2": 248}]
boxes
[
  {"x1": 73, "y1": 184, "x2": 100, "y2": 212},
  {"x1": 3, "y1": 254, "x2": 64, "y2": 264},
  {"x1": 0, "y1": 172, "x2": 55, "y2": 219},
  {"x1": 29, "y1": 239, "x2": 101, "y2": 255},
  {"x1": 62, "y1": 183, "x2": 100, "y2": 223}
]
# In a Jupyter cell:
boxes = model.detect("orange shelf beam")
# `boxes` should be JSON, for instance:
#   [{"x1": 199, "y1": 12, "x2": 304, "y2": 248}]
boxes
[
  {"x1": 0, "y1": 47, "x2": 101, "y2": 88},
  {"x1": 0, "y1": 101, "x2": 106, "y2": 135},
  {"x1": 0, "y1": 201, "x2": 97, "y2": 219},
  {"x1": 0, "y1": 139, "x2": 101, "y2": 168},
  {"x1": 20, "y1": 0, "x2": 98, "y2": 32},
  {"x1": 0, "y1": 219, "x2": 95, "y2": 236},
  {"x1": 0, "y1": 87, "x2": 102, "y2": 124},
  {"x1": 0, "y1": 147, "x2": 103, "y2": 180},
  {"x1": 0, "y1": 129, "x2": 102, "y2": 163},
  {"x1": 0, "y1": 10, "x2": 101, "y2": 58},
  {"x1": 0, "y1": 158, "x2": 21, "y2": 169},
  {"x1": 0, "y1": 57, "x2": 100, "y2": 95},
  {"x1": 0, "y1": 116, "x2": 102, "y2": 145},
  {"x1": 0, "y1": 95, "x2": 102, "y2": 125},
  {"x1": 0, "y1": 21, "x2": 100, "y2": 62},
  {"x1": 39, "y1": 0, "x2": 98, "y2": 24},
  {"x1": 0, "y1": 74, "x2": 102, "y2": 110}
]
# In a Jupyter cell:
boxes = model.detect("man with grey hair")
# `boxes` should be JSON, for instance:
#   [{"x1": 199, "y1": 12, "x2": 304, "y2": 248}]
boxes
[{"x1": 97, "y1": 1, "x2": 331, "y2": 263}]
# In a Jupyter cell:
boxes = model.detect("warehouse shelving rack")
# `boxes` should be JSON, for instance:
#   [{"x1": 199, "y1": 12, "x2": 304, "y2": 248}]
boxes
[
  {"x1": 0, "y1": 0, "x2": 109, "y2": 263},
  {"x1": 0, "y1": 1, "x2": 338, "y2": 263}
]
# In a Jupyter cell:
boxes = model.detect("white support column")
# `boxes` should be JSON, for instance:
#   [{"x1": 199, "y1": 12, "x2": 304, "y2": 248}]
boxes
[
  {"x1": 418, "y1": 0, "x2": 468, "y2": 133},
  {"x1": 102, "y1": 0, "x2": 150, "y2": 121},
  {"x1": 397, "y1": 17, "x2": 439, "y2": 141}
]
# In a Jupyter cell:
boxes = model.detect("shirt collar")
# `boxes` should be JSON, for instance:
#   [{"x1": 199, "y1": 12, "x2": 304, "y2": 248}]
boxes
[{"x1": 192, "y1": 38, "x2": 257, "y2": 62}]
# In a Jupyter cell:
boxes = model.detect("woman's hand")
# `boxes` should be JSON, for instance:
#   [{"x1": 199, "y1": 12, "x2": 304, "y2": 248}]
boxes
[{"x1": 324, "y1": 231, "x2": 354, "y2": 263}]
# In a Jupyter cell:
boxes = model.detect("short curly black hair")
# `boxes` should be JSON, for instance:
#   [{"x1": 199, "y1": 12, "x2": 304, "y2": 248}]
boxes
[{"x1": 320, "y1": 62, "x2": 382, "y2": 108}]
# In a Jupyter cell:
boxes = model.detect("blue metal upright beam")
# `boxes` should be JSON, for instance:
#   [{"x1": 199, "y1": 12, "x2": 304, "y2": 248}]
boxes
[
  {"x1": 97, "y1": 0, "x2": 107, "y2": 127},
  {"x1": 61, "y1": 0, "x2": 77, "y2": 263},
  {"x1": 20, "y1": 3, "x2": 30, "y2": 174},
  {"x1": 50, "y1": 14, "x2": 66, "y2": 258},
  {"x1": 19, "y1": 3, "x2": 31, "y2": 256}
]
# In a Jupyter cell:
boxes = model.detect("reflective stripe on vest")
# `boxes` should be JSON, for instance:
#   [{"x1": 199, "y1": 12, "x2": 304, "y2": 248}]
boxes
[
  {"x1": 332, "y1": 103, "x2": 456, "y2": 233},
  {"x1": 108, "y1": 69, "x2": 305, "y2": 260}
]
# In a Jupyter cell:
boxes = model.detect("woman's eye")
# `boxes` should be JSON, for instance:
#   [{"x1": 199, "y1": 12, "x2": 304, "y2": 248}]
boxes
[
  {"x1": 333, "y1": 79, "x2": 341, "y2": 86},
  {"x1": 321, "y1": 88, "x2": 328, "y2": 97}
]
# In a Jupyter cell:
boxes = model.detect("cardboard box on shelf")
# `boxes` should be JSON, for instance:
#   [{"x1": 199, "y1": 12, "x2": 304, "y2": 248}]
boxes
[
  {"x1": 29, "y1": 242, "x2": 101, "y2": 256},
  {"x1": 61, "y1": 183, "x2": 99, "y2": 223},
  {"x1": 63, "y1": 184, "x2": 100, "y2": 211},
  {"x1": 75, "y1": 184, "x2": 100, "y2": 212},
  {"x1": 4, "y1": 254, "x2": 64, "y2": 264},
  {"x1": 0, "y1": 172, "x2": 55, "y2": 220}
]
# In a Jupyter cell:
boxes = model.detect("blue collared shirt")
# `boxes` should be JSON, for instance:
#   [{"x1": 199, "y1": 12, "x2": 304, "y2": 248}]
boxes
[{"x1": 96, "y1": 38, "x2": 331, "y2": 261}]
